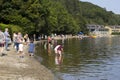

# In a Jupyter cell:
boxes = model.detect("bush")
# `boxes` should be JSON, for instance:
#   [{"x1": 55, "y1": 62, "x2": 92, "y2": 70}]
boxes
[
  {"x1": 0, "y1": 23, "x2": 23, "y2": 39},
  {"x1": 112, "y1": 32, "x2": 120, "y2": 35},
  {"x1": 0, "y1": 23, "x2": 22, "y2": 32}
]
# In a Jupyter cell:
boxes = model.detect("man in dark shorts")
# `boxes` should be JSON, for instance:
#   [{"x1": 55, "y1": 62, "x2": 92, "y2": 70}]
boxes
[{"x1": 0, "y1": 28, "x2": 5, "y2": 56}]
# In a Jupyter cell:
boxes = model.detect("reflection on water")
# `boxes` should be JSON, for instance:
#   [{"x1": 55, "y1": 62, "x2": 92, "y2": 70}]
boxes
[{"x1": 36, "y1": 36, "x2": 120, "y2": 80}]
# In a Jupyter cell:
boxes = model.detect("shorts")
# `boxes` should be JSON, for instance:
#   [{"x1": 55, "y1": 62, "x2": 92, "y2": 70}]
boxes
[
  {"x1": 28, "y1": 51, "x2": 34, "y2": 53},
  {"x1": 0, "y1": 43, "x2": 4, "y2": 47}
]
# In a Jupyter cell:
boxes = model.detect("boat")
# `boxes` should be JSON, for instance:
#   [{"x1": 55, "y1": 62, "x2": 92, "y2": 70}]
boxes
[{"x1": 89, "y1": 35, "x2": 97, "y2": 38}]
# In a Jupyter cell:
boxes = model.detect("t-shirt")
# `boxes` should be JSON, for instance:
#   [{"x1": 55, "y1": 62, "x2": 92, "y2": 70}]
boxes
[
  {"x1": 54, "y1": 45, "x2": 60, "y2": 51},
  {"x1": 13, "y1": 34, "x2": 17, "y2": 42},
  {"x1": 57, "y1": 45, "x2": 63, "y2": 51},
  {"x1": 4, "y1": 31, "x2": 10, "y2": 41},
  {"x1": 54, "y1": 45, "x2": 63, "y2": 51},
  {"x1": 28, "y1": 43, "x2": 35, "y2": 52}
]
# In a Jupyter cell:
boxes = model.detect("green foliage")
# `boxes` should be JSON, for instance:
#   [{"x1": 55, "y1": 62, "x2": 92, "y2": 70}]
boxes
[
  {"x1": 0, "y1": 23, "x2": 22, "y2": 37},
  {"x1": 112, "y1": 32, "x2": 120, "y2": 35},
  {"x1": 0, "y1": 0, "x2": 120, "y2": 35}
]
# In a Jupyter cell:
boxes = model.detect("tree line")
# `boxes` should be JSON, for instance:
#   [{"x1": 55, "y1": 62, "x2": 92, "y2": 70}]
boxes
[{"x1": 0, "y1": 0, "x2": 120, "y2": 35}]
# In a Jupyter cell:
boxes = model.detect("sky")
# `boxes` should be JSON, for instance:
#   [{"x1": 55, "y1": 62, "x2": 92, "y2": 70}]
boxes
[{"x1": 80, "y1": 0, "x2": 120, "y2": 14}]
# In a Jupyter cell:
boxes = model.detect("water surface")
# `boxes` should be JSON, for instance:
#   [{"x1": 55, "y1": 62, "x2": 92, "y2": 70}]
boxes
[{"x1": 36, "y1": 36, "x2": 120, "y2": 80}]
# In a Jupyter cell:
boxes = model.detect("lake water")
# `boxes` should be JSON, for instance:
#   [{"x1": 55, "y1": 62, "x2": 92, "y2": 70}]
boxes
[{"x1": 35, "y1": 36, "x2": 120, "y2": 80}]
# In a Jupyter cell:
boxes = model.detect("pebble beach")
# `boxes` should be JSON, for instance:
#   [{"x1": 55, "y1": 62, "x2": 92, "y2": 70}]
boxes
[{"x1": 0, "y1": 44, "x2": 54, "y2": 80}]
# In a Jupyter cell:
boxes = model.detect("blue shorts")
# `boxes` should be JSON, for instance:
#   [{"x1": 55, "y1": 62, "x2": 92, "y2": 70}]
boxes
[{"x1": 28, "y1": 51, "x2": 34, "y2": 53}]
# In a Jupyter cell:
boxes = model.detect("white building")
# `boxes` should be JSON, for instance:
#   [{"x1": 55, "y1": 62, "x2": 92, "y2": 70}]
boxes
[{"x1": 87, "y1": 24, "x2": 109, "y2": 37}]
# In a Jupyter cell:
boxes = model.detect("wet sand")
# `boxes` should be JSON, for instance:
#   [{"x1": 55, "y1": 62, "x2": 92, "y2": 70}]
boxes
[{"x1": 0, "y1": 44, "x2": 54, "y2": 80}]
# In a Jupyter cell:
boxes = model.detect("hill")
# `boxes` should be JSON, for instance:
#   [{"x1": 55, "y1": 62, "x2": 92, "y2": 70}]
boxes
[{"x1": 0, "y1": 0, "x2": 120, "y2": 35}]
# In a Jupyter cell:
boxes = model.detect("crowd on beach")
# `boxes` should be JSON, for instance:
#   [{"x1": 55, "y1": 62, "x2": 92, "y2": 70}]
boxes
[
  {"x1": 0, "y1": 27, "x2": 35, "y2": 58},
  {"x1": 0, "y1": 27, "x2": 64, "y2": 62}
]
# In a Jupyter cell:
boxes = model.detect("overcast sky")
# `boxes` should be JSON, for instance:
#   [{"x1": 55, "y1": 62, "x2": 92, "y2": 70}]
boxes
[{"x1": 80, "y1": 0, "x2": 120, "y2": 14}]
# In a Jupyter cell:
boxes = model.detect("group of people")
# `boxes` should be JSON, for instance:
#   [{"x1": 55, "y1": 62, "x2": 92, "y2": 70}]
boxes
[
  {"x1": 13, "y1": 32, "x2": 35, "y2": 57},
  {"x1": 0, "y1": 27, "x2": 35, "y2": 57},
  {"x1": 45, "y1": 36, "x2": 64, "y2": 65},
  {"x1": 0, "y1": 27, "x2": 64, "y2": 61},
  {"x1": 46, "y1": 36, "x2": 64, "y2": 55}
]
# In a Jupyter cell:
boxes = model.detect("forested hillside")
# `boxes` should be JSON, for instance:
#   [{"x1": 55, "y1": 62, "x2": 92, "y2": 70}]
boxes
[{"x1": 0, "y1": 0, "x2": 120, "y2": 35}]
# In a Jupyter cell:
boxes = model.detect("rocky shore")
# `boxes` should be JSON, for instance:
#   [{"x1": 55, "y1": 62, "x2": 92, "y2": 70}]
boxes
[{"x1": 0, "y1": 44, "x2": 54, "y2": 80}]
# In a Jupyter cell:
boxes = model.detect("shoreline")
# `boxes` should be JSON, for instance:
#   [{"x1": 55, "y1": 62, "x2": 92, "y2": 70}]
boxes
[
  {"x1": 0, "y1": 43, "x2": 54, "y2": 80},
  {"x1": 0, "y1": 34, "x2": 108, "y2": 80}
]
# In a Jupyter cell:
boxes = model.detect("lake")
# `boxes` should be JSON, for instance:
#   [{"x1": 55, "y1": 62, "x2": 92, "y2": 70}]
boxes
[{"x1": 35, "y1": 36, "x2": 120, "y2": 80}]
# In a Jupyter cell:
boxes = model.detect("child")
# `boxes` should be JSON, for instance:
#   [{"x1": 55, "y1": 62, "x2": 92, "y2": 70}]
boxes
[
  {"x1": 18, "y1": 38, "x2": 25, "y2": 58},
  {"x1": 28, "y1": 39, "x2": 35, "y2": 56}
]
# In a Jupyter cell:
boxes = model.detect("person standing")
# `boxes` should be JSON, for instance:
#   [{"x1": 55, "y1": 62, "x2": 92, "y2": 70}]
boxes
[
  {"x1": 47, "y1": 36, "x2": 52, "y2": 43},
  {"x1": 12, "y1": 32, "x2": 18, "y2": 49},
  {"x1": 18, "y1": 38, "x2": 25, "y2": 58},
  {"x1": 23, "y1": 33, "x2": 29, "y2": 45},
  {"x1": 16, "y1": 32, "x2": 22, "y2": 52},
  {"x1": 0, "y1": 28, "x2": 5, "y2": 56},
  {"x1": 28, "y1": 39, "x2": 35, "y2": 56},
  {"x1": 4, "y1": 28, "x2": 10, "y2": 51}
]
